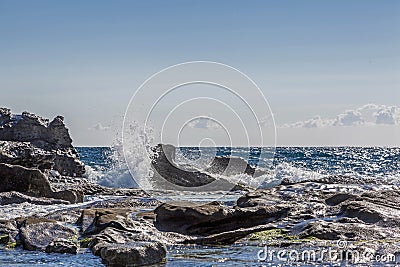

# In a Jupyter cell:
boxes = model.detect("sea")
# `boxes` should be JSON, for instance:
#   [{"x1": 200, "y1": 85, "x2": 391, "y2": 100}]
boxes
[{"x1": 0, "y1": 146, "x2": 399, "y2": 266}]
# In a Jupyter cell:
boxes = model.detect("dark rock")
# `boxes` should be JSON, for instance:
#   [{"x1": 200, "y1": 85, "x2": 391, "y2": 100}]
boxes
[
  {"x1": 236, "y1": 189, "x2": 282, "y2": 207},
  {"x1": 19, "y1": 217, "x2": 78, "y2": 251},
  {"x1": 0, "y1": 191, "x2": 69, "y2": 205},
  {"x1": 99, "y1": 241, "x2": 167, "y2": 267},
  {"x1": 45, "y1": 238, "x2": 78, "y2": 254},
  {"x1": 0, "y1": 163, "x2": 83, "y2": 203},
  {"x1": 205, "y1": 156, "x2": 255, "y2": 176},
  {"x1": 151, "y1": 144, "x2": 251, "y2": 191},
  {"x1": 0, "y1": 163, "x2": 53, "y2": 196},
  {"x1": 151, "y1": 144, "x2": 215, "y2": 187},
  {"x1": 154, "y1": 201, "x2": 290, "y2": 236},
  {"x1": 325, "y1": 193, "x2": 355, "y2": 206}
]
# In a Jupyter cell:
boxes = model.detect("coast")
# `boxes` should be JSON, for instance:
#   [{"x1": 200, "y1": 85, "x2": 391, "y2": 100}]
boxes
[{"x1": 0, "y1": 108, "x2": 399, "y2": 266}]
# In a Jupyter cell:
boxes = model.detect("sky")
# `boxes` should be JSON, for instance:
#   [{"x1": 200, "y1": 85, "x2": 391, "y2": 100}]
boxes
[{"x1": 0, "y1": 0, "x2": 399, "y2": 146}]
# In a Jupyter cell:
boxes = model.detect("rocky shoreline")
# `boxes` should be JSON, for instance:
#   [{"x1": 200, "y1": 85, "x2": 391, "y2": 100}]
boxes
[{"x1": 0, "y1": 108, "x2": 399, "y2": 266}]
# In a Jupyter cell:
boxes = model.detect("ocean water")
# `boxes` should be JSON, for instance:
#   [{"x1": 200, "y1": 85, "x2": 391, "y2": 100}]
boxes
[
  {"x1": 77, "y1": 146, "x2": 400, "y2": 189},
  {"x1": 1, "y1": 147, "x2": 399, "y2": 266}
]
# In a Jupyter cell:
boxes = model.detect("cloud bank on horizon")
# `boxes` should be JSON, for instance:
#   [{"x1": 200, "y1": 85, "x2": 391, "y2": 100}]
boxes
[{"x1": 282, "y1": 104, "x2": 400, "y2": 128}]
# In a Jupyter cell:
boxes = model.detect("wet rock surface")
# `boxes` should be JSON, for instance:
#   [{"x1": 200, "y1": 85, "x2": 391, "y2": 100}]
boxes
[
  {"x1": 19, "y1": 217, "x2": 78, "y2": 252},
  {"x1": 0, "y1": 179, "x2": 399, "y2": 265}
]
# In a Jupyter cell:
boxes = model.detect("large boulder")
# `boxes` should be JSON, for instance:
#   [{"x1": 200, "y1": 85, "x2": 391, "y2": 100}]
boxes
[
  {"x1": 154, "y1": 201, "x2": 290, "y2": 236},
  {"x1": 0, "y1": 163, "x2": 53, "y2": 196},
  {"x1": 79, "y1": 208, "x2": 176, "y2": 267},
  {"x1": 151, "y1": 144, "x2": 215, "y2": 187},
  {"x1": 88, "y1": 227, "x2": 167, "y2": 266},
  {"x1": 19, "y1": 217, "x2": 78, "y2": 253},
  {"x1": 151, "y1": 144, "x2": 250, "y2": 191},
  {"x1": 0, "y1": 163, "x2": 83, "y2": 203}
]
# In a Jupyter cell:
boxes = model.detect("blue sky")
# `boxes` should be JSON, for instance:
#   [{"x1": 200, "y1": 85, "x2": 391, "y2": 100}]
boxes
[{"x1": 1, "y1": 1, "x2": 399, "y2": 146}]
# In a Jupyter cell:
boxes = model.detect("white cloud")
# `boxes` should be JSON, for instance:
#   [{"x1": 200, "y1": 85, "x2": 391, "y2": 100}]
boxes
[
  {"x1": 90, "y1": 122, "x2": 111, "y2": 131},
  {"x1": 186, "y1": 117, "x2": 222, "y2": 129},
  {"x1": 333, "y1": 110, "x2": 364, "y2": 126},
  {"x1": 283, "y1": 104, "x2": 400, "y2": 128}
]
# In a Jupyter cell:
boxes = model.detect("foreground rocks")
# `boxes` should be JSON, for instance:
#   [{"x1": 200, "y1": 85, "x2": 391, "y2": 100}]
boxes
[
  {"x1": 19, "y1": 217, "x2": 78, "y2": 253},
  {"x1": 78, "y1": 208, "x2": 181, "y2": 266},
  {"x1": 0, "y1": 178, "x2": 399, "y2": 266}
]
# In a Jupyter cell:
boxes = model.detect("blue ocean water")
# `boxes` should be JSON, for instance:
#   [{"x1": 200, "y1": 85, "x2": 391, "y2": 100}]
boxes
[{"x1": 77, "y1": 146, "x2": 400, "y2": 187}]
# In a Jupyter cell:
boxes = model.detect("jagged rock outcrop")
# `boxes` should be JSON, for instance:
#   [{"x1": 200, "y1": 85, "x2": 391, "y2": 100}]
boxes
[{"x1": 0, "y1": 108, "x2": 85, "y2": 177}]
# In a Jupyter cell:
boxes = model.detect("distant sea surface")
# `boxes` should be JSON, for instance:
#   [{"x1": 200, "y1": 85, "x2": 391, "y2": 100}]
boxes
[{"x1": 77, "y1": 146, "x2": 400, "y2": 188}]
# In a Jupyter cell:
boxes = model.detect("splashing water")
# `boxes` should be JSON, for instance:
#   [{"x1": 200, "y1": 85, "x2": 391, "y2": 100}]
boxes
[{"x1": 82, "y1": 122, "x2": 156, "y2": 189}]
